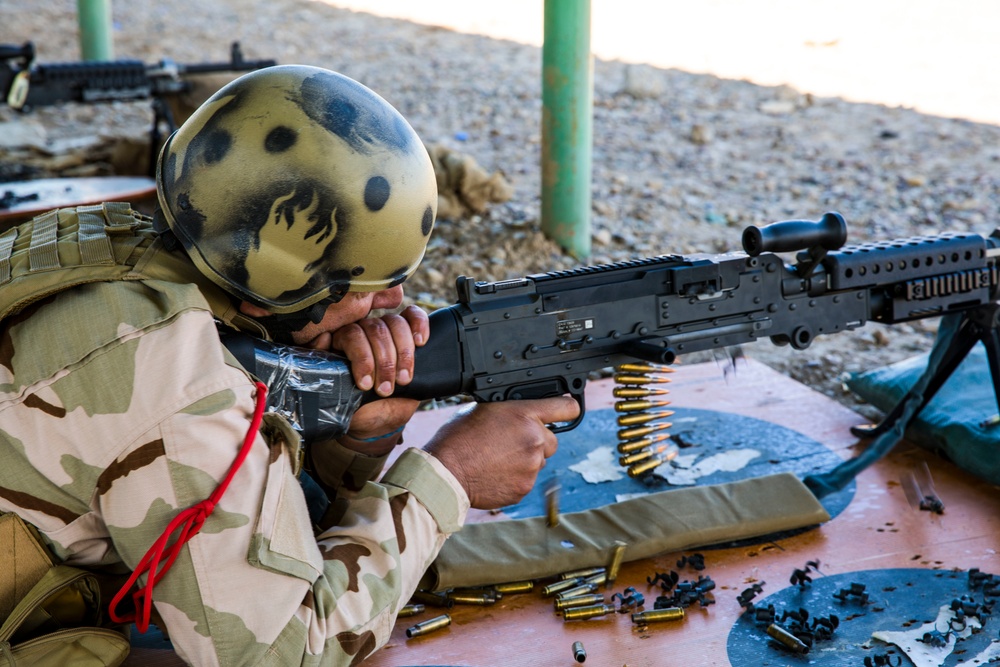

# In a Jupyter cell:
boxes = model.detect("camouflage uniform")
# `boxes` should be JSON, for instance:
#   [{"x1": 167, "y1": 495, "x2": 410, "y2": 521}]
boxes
[{"x1": 0, "y1": 205, "x2": 469, "y2": 666}]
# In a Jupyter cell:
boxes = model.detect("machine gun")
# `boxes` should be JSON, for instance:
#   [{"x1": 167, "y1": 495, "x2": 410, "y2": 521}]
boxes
[
  {"x1": 229, "y1": 213, "x2": 1000, "y2": 495},
  {"x1": 0, "y1": 41, "x2": 276, "y2": 173}
]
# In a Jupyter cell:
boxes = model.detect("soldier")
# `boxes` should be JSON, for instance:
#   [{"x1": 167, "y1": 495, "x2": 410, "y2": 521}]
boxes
[{"x1": 0, "y1": 65, "x2": 577, "y2": 665}]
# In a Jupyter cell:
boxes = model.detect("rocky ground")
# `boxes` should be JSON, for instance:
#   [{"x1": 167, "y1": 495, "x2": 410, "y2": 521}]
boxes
[{"x1": 3, "y1": 0, "x2": 1000, "y2": 420}]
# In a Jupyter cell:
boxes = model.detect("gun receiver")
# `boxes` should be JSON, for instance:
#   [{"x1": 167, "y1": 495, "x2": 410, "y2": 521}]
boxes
[{"x1": 238, "y1": 213, "x2": 1000, "y2": 442}]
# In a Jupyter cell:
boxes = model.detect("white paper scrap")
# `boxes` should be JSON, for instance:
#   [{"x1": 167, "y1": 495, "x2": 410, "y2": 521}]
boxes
[
  {"x1": 568, "y1": 446, "x2": 625, "y2": 483},
  {"x1": 662, "y1": 449, "x2": 761, "y2": 486}
]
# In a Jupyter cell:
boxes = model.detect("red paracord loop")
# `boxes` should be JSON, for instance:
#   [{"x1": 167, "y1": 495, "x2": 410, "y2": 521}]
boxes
[{"x1": 109, "y1": 382, "x2": 268, "y2": 632}]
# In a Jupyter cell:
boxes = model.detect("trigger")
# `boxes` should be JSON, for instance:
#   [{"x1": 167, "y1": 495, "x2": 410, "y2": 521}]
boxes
[{"x1": 548, "y1": 392, "x2": 586, "y2": 433}]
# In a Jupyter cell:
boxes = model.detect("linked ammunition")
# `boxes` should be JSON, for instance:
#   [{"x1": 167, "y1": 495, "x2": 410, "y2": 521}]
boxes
[
  {"x1": 614, "y1": 374, "x2": 671, "y2": 385},
  {"x1": 617, "y1": 433, "x2": 671, "y2": 454},
  {"x1": 554, "y1": 594, "x2": 605, "y2": 611},
  {"x1": 766, "y1": 623, "x2": 809, "y2": 654},
  {"x1": 562, "y1": 603, "x2": 616, "y2": 621},
  {"x1": 606, "y1": 541, "x2": 627, "y2": 586},
  {"x1": 572, "y1": 640, "x2": 588, "y2": 663},
  {"x1": 556, "y1": 583, "x2": 599, "y2": 600},
  {"x1": 619, "y1": 448, "x2": 654, "y2": 466},
  {"x1": 405, "y1": 614, "x2": 451, "y2": 638},
  {"x1": 614, "y1": 399, "x2": 671, "y2": 413},
  {"x1": 617, "y1": 412, "x2": 674, "y2": 427},
  {"x1": 632, "y1": 607, "x2": 684, "y2": 623},
  {"x1": 543, "y1": 577, "x2": 584, "y2": 597},
  {"x1": 560, "y1": 567, "x2": 605, "y2": 580},
  {"x1": 397, "y1": 604, "x2": 425, "y2": 617},
  {"x1": 613, "y1": 386, "x2": 670, "y2": 398},
  {"x1": 617, "y1": 422, "x2": 671, "y2": 441},
  {"x1": 628, "y1": 456, "x2": 666, "y2": 477},
  {"x1": 617, "y1": 363, "x2": 675, "y2": 374},
  {"x1": 494, "y1": 581, "x2": 534, "y2": 594}
]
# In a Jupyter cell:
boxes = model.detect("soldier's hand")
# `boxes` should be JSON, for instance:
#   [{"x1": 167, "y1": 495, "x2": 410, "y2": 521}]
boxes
[
  {"x1": 424, "y1": 398, "x2": 581, "y2": 509},
  {"x1": 331, "y1": 304, "x2": 429, "y2": 398}
]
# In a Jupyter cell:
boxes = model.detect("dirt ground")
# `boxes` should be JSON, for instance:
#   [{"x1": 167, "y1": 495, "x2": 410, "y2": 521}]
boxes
[{"x1": 2, "y1": 1, "x2": 999, "y2": 420}]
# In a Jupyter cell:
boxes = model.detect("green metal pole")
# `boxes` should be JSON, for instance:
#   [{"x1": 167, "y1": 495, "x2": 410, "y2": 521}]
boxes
[
  {"x1": 542, "y1": 0, "x2": 593, "y2": 260},
  {"x1": 77, "y1": 0, "x2": 114, "y2": 61}
]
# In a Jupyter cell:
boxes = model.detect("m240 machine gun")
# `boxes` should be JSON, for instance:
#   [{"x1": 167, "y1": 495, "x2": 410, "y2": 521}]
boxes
[{"x1": 228, "y1": 213, "x2": 1000, "y2": 496}]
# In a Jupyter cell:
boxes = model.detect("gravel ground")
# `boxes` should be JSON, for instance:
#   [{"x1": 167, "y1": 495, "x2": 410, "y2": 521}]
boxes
[{"x1": 4, "y1": 0, "x2": 1000, "y2": 419}]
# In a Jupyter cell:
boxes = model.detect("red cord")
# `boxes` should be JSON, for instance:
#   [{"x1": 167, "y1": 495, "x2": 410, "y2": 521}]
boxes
[{"x1": 109, "y1": 382, "x2": 269, "y2": 632}]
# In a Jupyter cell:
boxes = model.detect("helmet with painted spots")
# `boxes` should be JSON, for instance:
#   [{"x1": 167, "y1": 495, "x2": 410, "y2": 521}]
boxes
[{"x1": 155, "y1": 64, "x2": 437, "y2": 314}]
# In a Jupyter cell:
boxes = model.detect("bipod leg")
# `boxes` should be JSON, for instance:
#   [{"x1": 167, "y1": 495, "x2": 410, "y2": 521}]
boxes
[
  {"x1": 805, "y1": 311, "x2": 974, "y2": 499},
  {"x1": 850, "y1": 313, "x2": 979, "y2": 439}
]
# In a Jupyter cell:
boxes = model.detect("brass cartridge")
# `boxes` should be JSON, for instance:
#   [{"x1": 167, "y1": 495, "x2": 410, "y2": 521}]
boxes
[
  {"x1": 617, "y1": 363, "x2": 675, "y2": 374},
  {"x1": 405, "y1": 614, "x2": 451, "y2": 638},
  {"x1": 542, "y1": 577, "x2": 583, "y2": 597},
  {"x1": 614, "y1": 399, "x2": 671, "y2": 413},
  {"x1": 617, "y1": 422, "x2": 671, "y2": 441},
  {"x1": 582, "y1": 571, "x2": 607, "y2": 587},
  {"x1": 562, "y1": 603, "x2": 616, "y2": 621},
  {"x1": 494, "y1": 581, "x2": 534, "y2": 594},
  {"x1": 606, "y1": 541, "x2": 627, "y2": 585},
  {"x1": 554, "y1": 594, "x2": 605, "y2": 611},
  {"x1": 617, "y1": 433, "x2": 671, "y2": 454},
  {"x1": 632, "y1": 607, "x2": 684, "y2": 623},
  {"x1": 409, "y1": 590, "x2": 454, "y2": 608},
  {"x1": 617, "y1": 412, "x2": 674, "y2": 427},
  {"x1": 766, "y1": 624, "x2": 809, "y2": 653},
  {"x1": 556, "y1": 583, "x2": 599, "y2": 600},
  {"x1": 614, "y1": 374, "x2": 671, "y2": 385},
  {"x1": 560, "y1": 567, "x2": 605, "y2": 580},
  {"x1": 628, "y1": 457, "x2": 666, "y2": 477},
  {"x1": 447, "y1": 593, "x2": 497, "y2": 605},
  {"x1": 613, "y1": 386, "x2": 670, "y2": 398},
  {"x1": 619, "y1": 448, "x2": 653, "y2": 466},
  {"x1": 572, "y1": 640, "x2": 587, "y2": 663},
  {"x1": 397, "y1": 604, "x2": 425, "y2": 617}
]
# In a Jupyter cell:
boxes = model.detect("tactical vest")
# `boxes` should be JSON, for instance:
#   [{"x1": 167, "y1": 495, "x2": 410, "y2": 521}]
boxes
[{"x1": 0, "y1": 202, "x2": 247, "y2": 331}]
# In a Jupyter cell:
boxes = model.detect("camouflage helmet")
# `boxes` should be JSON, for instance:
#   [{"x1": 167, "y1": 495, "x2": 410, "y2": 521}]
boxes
[{"x1": 155, "y1": 64, "x2": 437, "y2": 314}]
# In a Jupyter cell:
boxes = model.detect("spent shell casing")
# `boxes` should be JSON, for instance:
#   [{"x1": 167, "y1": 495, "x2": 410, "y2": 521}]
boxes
[
  {"x1": 617, "y1": 412, "x2": 674, "y2": 427},
  {"x1": 397, "y1": 604, "x2": 425, "y2": 617},
  {"x1": 616, "y1": 363, "x2": 675, "y2": 374},
  {"x1": 545, "y1": 479, "x2": 560, "y2": 528},
  {"x1": 614, "y1": 374, "x2": 671, "y2": 385},
  {"x1": 560, "y1": 567, "x2": 605, "y2": 580},
  {"x1": 617, "y1": 422, "x2": 671, "y2": 440},
  {"x1": 409, "y1": 590, "x2": 454, "y2": 608},
  {"x1": 554, "y1": 593, "x2": 606, "y2": 611},
  {"x1": 543, "y1": 577, "x2": 584, "y2": 597},
  {"x1": 632, "y1": 607, "x2": 685, "y2": 623},
  {"x1": 606, "y1": 541, "x2": 627, "y2": 585},
  {"x1": 614, "y1": 399, "x2": 671, "y2": 413},
  {"x1": 556, "y1": 583, "x2": 599, "y2": 600},
  {"x1": 562, "y1": 603, "x2": 616, "y2": 621},
  {"x1": 405, "y1": 614, "x2": 451, "y2": 638},
  {"x1": 613, "y1": 386, "x2": 670, "y2": 398},
  {"x1": 494, "y1": 580, "x2": 534, "y2": 594},
  {"x1": 582, "y1": 571, "x2": 607, "y2": 586},
  {"x1": 619, "y1": 448, "x2": 654, "y2": 466},
  {"x1": 447, "y1": 593, "x2": 497, "y2": 605},
  {"x1": 572, "y1": 640, "x2": 588, "y2": 663},
  {"x1": 766, "y1": 623, "x2": 809, "y2": 653}
]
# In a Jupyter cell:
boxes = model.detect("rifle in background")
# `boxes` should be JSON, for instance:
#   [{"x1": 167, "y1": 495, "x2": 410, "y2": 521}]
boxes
[{"x1": 0, "y1": 41, "x2": 276, "y2": 175}]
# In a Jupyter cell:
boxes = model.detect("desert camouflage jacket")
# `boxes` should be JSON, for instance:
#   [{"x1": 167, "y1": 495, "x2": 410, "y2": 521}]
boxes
[{"x1": 0, "y1": 205, "x2": 469, "y2": 665}]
